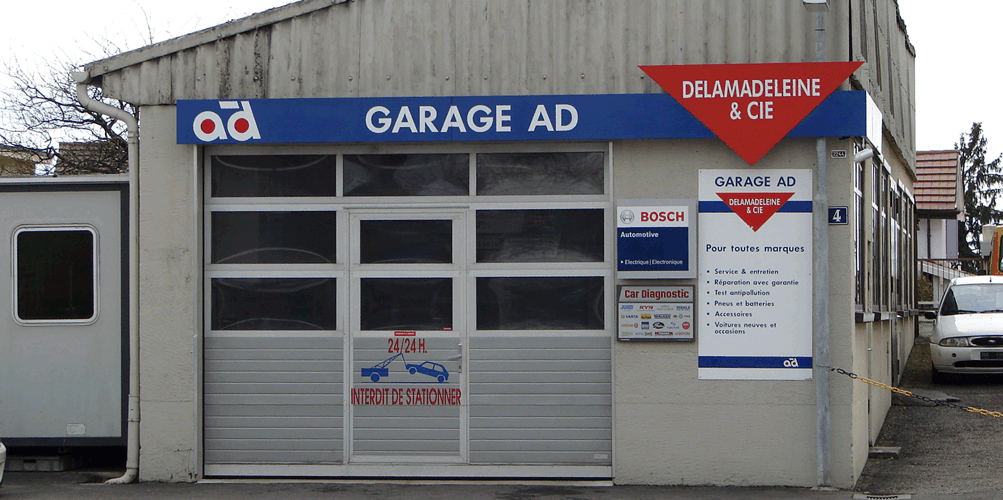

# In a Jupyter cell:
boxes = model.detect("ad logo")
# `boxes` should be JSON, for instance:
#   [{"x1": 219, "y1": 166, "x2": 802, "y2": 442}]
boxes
[{"x1": 193, "y1": 101, "x2": 261, "y2": 142}]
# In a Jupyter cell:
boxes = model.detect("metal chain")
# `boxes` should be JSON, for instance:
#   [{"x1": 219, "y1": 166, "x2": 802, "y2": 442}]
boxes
[{"x1": 820, "y1": 365, "x2": 1003, "y2": 418}]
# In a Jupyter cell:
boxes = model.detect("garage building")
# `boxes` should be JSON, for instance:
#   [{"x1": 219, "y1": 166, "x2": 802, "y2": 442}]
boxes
[{"x1": 75, "y1": 0, "x2": 916, "y2": 487}]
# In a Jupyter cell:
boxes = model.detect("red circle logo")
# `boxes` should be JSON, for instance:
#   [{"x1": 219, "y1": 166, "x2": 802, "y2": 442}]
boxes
[
  {"x1": 683, "y1": 322, "x2": 690, "y2": 330},
  {"x1": 200, "y1": 119, "x2": 216, "y2": 134},
  {"x1": 234, "y1": 118, "x2": 250, "y2": 134}
]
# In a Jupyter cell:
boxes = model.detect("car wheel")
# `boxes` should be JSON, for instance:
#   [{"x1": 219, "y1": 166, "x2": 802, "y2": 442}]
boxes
[
  {"x1": 931, "y1": 365, "x2": 946, "y2": 384},
  {"x1": 409, "y1": 367, "x2": 417, "y2": 375},
  {"x1": 437, "y1": 375, "x2": 445, "y2": 383},
  {"x1": 370, "y1": 373, "x2": 381, "y2": 383}
]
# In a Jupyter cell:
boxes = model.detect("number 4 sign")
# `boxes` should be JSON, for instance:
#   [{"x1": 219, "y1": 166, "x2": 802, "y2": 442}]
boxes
[{"x1": 828, "y1": 206, "x2": 849, "y2": 225}]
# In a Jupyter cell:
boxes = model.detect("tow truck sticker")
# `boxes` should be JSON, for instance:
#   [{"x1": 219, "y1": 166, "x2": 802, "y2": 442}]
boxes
[
  {"x1": 359, "y1": 353, "x2": 449, "y2": 383},
  {"x1": 352, "y1": 334, "x2": 462, "y2": 406}
]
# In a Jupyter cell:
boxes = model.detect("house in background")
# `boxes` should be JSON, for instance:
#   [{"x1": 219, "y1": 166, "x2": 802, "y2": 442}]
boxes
[
  {"x1": 56, "y1": 141, "x2": 128, "y2": 175},
  {"x1": 0, "y1": 146, "x2": 49, "y2": 176},
  {"x1": 915, "y1": 150, "x2": 964, "y2": 303}
]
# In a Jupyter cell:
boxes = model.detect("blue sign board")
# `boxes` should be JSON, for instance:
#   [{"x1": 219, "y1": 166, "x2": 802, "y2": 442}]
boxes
[
  {"x1": 616, "y1": 202, "x2": 696, "y2": 279},
  {"x1": 618, "y1": 227, "x2": 689, "y2": 271},
  {"x1": 828, "y1": 206, "x2": 849, "y2": 225},
  {"x1": 177, "y1": 91, "x2": 868, "y2": 145}
]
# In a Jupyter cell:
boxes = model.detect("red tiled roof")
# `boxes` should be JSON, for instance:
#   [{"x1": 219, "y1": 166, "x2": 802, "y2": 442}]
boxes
[{"x1": 915, "y1": 150, "x2": 961, "y2": 213}]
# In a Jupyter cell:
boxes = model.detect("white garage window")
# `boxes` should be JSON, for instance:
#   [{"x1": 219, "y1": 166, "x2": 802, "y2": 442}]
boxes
[
  {"x1": 476, "y1": 209, "x2": 604, "y2": 263},
  {"x1": 344, "y1": 154, "x2": 469, "y2": 196},
  {"x1": 476, "y1": 152, "x2": 604, "y2": 195},
  {"x1": 476, "y1": 277, "x2": 604, "y2": 330},
  {"x1": 211, "y1": 277, "x2": 337, "y2": 331},
  {"x1": 211, "y1": 211, "x2": 337, "y2": 264},
  {"x1": 211, "y1": 155, "x2": 337, "y2": 197}
]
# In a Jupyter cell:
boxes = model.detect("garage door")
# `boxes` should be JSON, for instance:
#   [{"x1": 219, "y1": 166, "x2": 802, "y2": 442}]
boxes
[{"x1": 203, "y1": 149, "x2": 612, "y2": 477}]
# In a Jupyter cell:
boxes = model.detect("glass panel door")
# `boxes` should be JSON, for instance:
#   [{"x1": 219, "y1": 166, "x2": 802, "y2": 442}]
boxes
[{"x1": 348, "y1": 211, "x2": 466, "y2": 463}]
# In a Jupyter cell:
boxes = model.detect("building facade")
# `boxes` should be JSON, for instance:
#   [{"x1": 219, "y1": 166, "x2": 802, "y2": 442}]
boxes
[{"x1": 78, "y1": 0, "x2": 916, "y2": 487}]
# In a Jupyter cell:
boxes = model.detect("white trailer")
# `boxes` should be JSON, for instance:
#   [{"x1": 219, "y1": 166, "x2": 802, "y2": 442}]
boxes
[{"x1": 0, "y1": 175, "x2": 128, "y2": 446}]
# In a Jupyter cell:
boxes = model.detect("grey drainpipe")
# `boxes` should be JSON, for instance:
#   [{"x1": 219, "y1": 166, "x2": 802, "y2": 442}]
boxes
[{"x1": 72, "y1": 71, "x2": 139, "y2": 484}]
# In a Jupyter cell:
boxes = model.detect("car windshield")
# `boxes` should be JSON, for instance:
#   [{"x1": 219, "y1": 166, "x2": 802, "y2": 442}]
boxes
[{"x1": 941, "y1": 283, "x2": 1003, "y2": 315}]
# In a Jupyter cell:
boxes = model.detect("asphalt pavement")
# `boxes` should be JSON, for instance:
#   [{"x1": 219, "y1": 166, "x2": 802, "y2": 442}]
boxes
[
  {"x1": 853, "y1": 321, "x2": 1003, "y2": 499},
  {"x1": 3, "y1": 321, "x2": 1001, "y2": 500},
  {"x1": 3, "y1": 472, "x2": 1002, "y2": 500}
]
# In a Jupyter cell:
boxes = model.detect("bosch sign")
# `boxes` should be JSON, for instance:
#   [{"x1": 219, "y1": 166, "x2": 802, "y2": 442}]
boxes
[{"x1": 640, "y1": 211, "x2": 685, "y2": 222}]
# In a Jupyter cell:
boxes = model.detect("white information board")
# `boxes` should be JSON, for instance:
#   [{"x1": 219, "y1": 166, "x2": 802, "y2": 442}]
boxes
[{"x1": 697, "y1": 169, "x2": 813, "y2": 380}]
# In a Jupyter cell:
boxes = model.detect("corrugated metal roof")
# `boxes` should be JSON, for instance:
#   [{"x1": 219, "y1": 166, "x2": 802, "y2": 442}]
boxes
[
  {"x1": 79, "y1": 0, "x2": 916, "y2": 172},
  {"x1": 915, "y1": 150, "x2": 961, "y2": 214},
  {"x1": 85, "y1": 0, "x2": 853, "y2": 104}
]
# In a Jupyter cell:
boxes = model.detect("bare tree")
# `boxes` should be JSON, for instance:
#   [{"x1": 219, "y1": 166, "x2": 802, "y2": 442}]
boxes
[
  {"x1": 0, "y1": 50, "x2": 134, "y2": 175},
  {"x1": 1, "y1": 6, "x2": 247, "y2": 176}
]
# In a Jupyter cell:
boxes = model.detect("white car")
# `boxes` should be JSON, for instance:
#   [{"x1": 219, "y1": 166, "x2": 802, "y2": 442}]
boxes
[{"x1": 927, "y1": 275, "x2": 1003, "y2": 383}]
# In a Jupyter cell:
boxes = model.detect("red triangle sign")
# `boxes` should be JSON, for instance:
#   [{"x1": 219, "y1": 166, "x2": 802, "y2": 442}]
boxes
[
  {"x1": 640, "y1": 62, "x2": 863, "y2": 165},
  {"x1": 716, "y1": 192, "x2": 795, "y2": 232}
]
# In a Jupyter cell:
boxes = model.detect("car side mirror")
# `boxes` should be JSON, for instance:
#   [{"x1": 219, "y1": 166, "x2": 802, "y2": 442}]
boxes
[{"x1": 924, "y1": 311, "x2": 938, "y2": 320}]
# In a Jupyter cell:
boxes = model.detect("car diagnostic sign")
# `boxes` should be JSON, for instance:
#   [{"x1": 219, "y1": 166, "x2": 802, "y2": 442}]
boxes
[{"x1": 618, "y1": 286, "x2": 694, "y2": 341}]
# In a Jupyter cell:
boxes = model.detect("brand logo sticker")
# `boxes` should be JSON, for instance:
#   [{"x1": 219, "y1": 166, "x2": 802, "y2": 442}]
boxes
[{"x1": 193, "y1": 101, "x2": 261, "y2": 142}]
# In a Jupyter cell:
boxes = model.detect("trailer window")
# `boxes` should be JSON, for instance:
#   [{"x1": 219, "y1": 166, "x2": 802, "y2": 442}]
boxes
[{"x1": 14, "y1": 227, "x2": 97, "y2": 322}]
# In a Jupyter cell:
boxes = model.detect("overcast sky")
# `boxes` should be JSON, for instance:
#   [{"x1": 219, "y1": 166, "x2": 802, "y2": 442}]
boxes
[{"x1": 1, "y1": 1, "x2": 996, "y2": 157}]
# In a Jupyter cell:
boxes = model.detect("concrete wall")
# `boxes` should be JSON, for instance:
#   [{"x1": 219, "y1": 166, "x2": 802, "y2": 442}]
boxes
[
  {"x1": 138, "y1": 105, "x2": 200, "y2": 481},
  {"x1": 612, "y1": 137, "x2": 860, "y2": 487}
]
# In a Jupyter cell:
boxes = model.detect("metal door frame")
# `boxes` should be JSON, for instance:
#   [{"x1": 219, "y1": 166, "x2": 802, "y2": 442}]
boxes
[{"x1": 346, "y1": 209, "x2": 469, "y2": 464}]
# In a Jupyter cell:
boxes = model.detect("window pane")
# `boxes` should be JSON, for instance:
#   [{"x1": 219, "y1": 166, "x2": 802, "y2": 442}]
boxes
[
  {"x1": 361, "y1": 220, "x2": 452, "y2": 264},
  {"x1": 17, "y1": 230, "x2": 95, "y2": 321},
  {"x1": 477, "y1": 277, "x2": 604, "y2": 330},
  {"x1": 211, "y1": 278, "x2": 336, "y2": 330},
  {"x1": 477, "y1": 152, "x2": 604, "y2": 195},
  {"x1": 212, "y1": 212, "x2": 337, "y2": 264},
  {"x1": 344, "y1": 154, "x2": 468, "y2": 196},
  {"x1": 212, "y1": 155, "x2": 337, "y2": 197},
  {"x1": 477, "y1": 209, "x2": 603, "y2": 262},
  {"x1": 360, "y1": 278, "x2": 452, "y2": 330}
]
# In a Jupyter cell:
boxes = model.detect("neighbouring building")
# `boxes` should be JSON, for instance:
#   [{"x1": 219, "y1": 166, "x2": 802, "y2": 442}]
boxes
[
  {"x1": 914, "y1": 150, "x2": 965, "y2": 302},
  {"x1": 0, "y1": 146, "x2": 49, "y2": 176}
]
